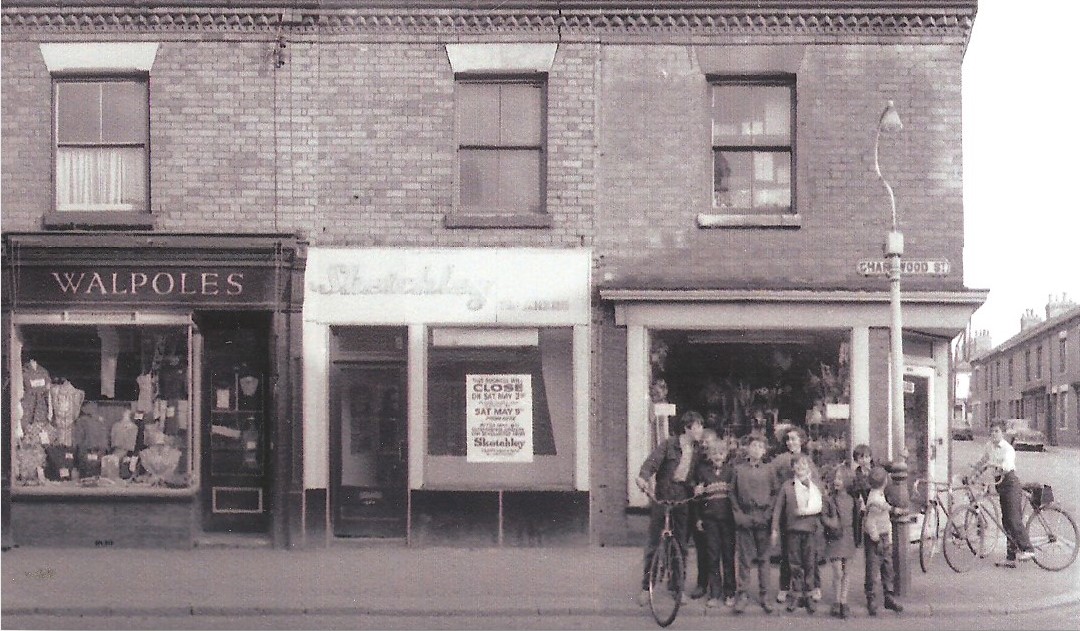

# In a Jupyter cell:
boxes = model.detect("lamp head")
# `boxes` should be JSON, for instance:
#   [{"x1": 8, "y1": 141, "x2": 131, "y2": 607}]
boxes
[{"x1": 879, "y1": 100, "x2": 903, "y2": 134}]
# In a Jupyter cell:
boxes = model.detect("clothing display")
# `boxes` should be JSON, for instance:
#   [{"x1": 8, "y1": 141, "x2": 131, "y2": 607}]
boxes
[
  {"x1": 44, "y1": 445, "x2": 76, "y2": 481},
  {"x1": 15, "y1": 438, "x2": 46, "y2": 483},
  {"x1": 78, "y1": 449, "x2": 104, "y2": 479},
  {"x1": 136, "y1": 373, "x2": 155, "y2": 413},
  {"x1": 50, "y1": 380, "x2": 85, "y2": 446},
  {"x1": 158, "y1": 358, "x2": 187, "y2": 400},
  {"x1": 26, "y1": 419, "x2": 59, "y2": 447},
  {"x1": 139, "y1": 443, "x2": 182, "y2": 479},
  {"x1": 97, "y1": 326, "x2": 119, "y2": 398},
  {"x1": 111, "y1": 413, "x2": 139, "y2": 453},
  {"x1": 73, "y1": 410, "x2": 110, "y2": 453},
  {"x1": 21, "y1": 360, "x2": 52, "y2": 429},
  {"x1": 100, "y1": 453, "x2": 122, "y2": 481}
]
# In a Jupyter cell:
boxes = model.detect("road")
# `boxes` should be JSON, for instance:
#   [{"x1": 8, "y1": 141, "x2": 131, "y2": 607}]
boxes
[{"x1": 5, "y1": 606, "x2": 1079, "y2": 631}]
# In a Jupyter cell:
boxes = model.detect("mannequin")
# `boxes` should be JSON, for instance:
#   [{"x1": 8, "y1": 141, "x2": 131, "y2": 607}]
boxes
[
  {"x1": 49, "y1": 378, "x2": 85, "y2": 446},
  {"x1": 74, "y1": 402, "x2": 109, "y2": 478},
  {"x1": 15, "y1": 433, "x2": 47, "y2": 485},
  {"x1": 136, "y1": 372, "x2": 155, "y2": 414},
  {"x1": 21, "y1": 358, "x2": 52, "y2": 430},
  {"x1": 111, "y1": 409, "x2": 139, "y2": 453}
]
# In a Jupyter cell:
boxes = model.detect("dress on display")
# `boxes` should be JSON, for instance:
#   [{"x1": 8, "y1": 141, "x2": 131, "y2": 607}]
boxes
[
  {"x1": 21, "y1": 361, "x2": 52, "y2": 429},
  {"x1": 136, "y1": 373, "x2": 155, "y2": 413},
  {"x1": 50, "y1": 380, "x2": 85, "y2": 446},
  {"x1": 111, "y1": 414, "x2": 139, "y2": 453}
]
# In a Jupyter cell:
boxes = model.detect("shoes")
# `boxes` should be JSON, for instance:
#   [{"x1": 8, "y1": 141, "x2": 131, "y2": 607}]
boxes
[
  {"x1": 733, "y1": 593, "x2": 748, "y2": 614},
  {"x1": 995, "y1": 560, "x2": 1018, "y2": 569},
  {"x1": 830, "y1": 603, "x2": 843, "y2": 618},
  {"x1": 724, "y1": 596, "x2": 736, "y2": 607},
  {"x1": 637, "y1": 589, "x2": 649, "y2": 607},
  {"x1": 883, "y1": 597, "x2": 904, "y2": 613},
  {"x1": 804, "y1": 596, "x2": 816, "y2": 614},
  {"x1": 867, "y1": 601, "x2": 878, "y2": 616},
  {"x1": 811, "y1": 587, "x2": 822, "y2": 601},
  {"x1": 706, "y1": 598, "x2": 721, "y2": 608},
  {"x1": 760, "y1": 599, "x2": 774, "y2": 615},
  {"x1": 786, "y1": 596, "x2": 799, "y2": 613},
  {"x1": 1016, "y1": 550, "x2": 1035, "y2": 561},
  {"x1": 776, "y1": 589, "x2": 788, "y2": 603},
  {"x1": 690, "y1": 586, "x2": 708, "y2": 599},
  {"x1": 679, "y1": 591, "x2": 690, "y2": 605}
]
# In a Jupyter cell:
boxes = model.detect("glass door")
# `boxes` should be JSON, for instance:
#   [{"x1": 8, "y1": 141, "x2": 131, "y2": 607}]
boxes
[
  {"x1": 903, "y1": 372, "x2": 931, "y2": 503},
  {"x1": 331, "y1": 363, "x2": 407, "y2": 538}
]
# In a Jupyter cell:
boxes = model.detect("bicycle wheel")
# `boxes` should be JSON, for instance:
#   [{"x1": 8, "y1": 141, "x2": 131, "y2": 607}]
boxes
[
  {"x1": 943, "y1": 505, "x2": 987, "y2": 573},
  {"x1": 919, "y1": 501, "x2": 942, "y2": 572},
  {"x1": 1027, "y1": 505, "x2": 1079, "y2": 572},
  {"x1": 648, "y1": 533, "x2": 684, "y2": 627}
]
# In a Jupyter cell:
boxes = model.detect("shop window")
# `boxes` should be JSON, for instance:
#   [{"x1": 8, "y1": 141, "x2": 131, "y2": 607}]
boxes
[
  {"x1": 54, "y1": 77, "x2": 149, "y2": 213},
  {"x1": 427, "y1": 329, "x2": 565, "y2": 458},
  {"x1": 12, "y1": 324, "x2": 191, "y2": 491},
  {"x1": 708, "y1": 77, "x2": 794, "y2": 221},
  {"x1": 449, "y1": 77, "x2": 548, "y2": 228},
  {"x1": 646, "y1": 330, "x2": 850, "y2": 470}
]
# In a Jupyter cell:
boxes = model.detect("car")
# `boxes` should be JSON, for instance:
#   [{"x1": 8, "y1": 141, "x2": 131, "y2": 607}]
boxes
[
  {"x1": 1002, "y1": 418, "x2": 1046, "y2": 452},
  {"x1": 951, "y1": 421, "x2": 975, "y2": 441}
]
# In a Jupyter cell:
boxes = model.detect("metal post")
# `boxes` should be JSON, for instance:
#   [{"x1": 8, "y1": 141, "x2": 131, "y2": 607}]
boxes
[{"x1": 876, "y1": 101, "x2": 910, "y2": 596}]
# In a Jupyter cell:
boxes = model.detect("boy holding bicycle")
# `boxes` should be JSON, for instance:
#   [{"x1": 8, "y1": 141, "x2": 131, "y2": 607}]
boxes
[
  {"x1": 973, "y1": 420, "x2": 1035, "y2": 566},
  {"x1": 635, "y1": 410, "x2": 706, "y2": 606}
]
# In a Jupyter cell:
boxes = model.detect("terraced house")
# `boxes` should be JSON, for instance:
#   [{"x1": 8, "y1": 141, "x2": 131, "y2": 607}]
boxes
[{"x1": 2, "y1": 0, "x2": 985, "y2": 549}]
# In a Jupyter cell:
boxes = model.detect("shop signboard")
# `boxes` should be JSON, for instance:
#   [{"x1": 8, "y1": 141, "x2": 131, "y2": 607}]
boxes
[{"x1": 466, "y1": 374, "x2": 533, "y2": 463}]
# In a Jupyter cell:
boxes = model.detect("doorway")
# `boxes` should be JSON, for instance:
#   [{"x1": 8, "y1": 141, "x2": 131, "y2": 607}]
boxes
[
  {"x1": 330, "y1": 363, "x2": 408, "y2": 538},
  {"x1": 903, "y1": 366, "x2": 933, "y2": 503}
]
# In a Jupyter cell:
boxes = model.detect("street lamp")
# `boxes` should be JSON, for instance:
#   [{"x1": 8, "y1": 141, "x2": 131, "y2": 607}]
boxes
[
  {"x1": 874, "y1": 100, "x2": 905, "y2": 465},
  {"x1": 875, "y1": 99, "x2": 910, "y2": 597}
]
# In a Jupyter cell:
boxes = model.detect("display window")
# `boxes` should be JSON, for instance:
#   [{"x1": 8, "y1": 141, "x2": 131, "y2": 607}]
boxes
[
  {"x1": 425, "y1": 327, "x2": 576, "y2": 488},
  {"x1": 647, "y1": 330, "x2": 851, "y2": 470},
  {"x1": 11, "y1": 323, "x2": 193, "y2": 492}
]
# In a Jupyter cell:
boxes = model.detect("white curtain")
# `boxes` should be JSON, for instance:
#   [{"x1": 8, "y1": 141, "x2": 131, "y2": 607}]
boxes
[{"x1": 56, "y1": 147, "x2": 145, "y2": 210}]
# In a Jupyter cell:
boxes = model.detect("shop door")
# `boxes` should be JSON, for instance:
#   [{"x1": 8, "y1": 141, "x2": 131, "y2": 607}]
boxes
[
  {"x1": 331, "y1": 363, "x2": 408, "y2": 538},
  {"x1": 903, "y1": 372, "x2": 931, "y2": 495},
  {"x1": 200, "y1": 315, "x2": 271, "y2": 533}
]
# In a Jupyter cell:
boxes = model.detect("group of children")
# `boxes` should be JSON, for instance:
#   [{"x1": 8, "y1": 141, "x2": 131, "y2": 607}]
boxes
[{"x1": 636, "y1": 410, "x2": 903, "y2": 618}]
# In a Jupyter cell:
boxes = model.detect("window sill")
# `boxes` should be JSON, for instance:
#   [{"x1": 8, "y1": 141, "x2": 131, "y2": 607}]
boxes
[
  {"x1": 43, "y1": 211, "x2": 155, "y2": 230},
  {"x1": 11, "y1": 483, "x2": 197, "y2": 500},
  {"x1": 697, "y1": 212, "x2": 801, "y2": 228},
  {"x1": 444, "y1": 213, "x2": 552, "y2": 229}
]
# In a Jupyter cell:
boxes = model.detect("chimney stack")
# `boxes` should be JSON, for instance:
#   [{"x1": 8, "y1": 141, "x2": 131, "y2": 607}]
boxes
[
  {"x1": 1046, "y1": 292, "x2": 1077, "y2": 320},
  {"x1": 1020, "y1": 308, "x2": 1044, "y2": 332}
]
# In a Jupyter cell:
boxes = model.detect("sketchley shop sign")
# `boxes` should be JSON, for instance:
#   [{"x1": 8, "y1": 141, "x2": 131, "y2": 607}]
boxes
[{"x1": 13, "y1": 265, "x2": 277, "y2": 307}]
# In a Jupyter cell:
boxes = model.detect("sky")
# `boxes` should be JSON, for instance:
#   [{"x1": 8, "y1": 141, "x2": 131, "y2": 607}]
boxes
[{"x1": 962, "y1": 0, "x2": 1080, "y2": 347}]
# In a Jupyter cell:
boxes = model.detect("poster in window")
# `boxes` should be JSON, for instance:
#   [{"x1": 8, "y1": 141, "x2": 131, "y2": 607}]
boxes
[{"x1": 466, "y1": 374, "x2": 533, "y2": 463}]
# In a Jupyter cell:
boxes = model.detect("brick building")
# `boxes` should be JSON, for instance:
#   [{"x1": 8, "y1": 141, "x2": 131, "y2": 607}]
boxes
[
  {"x1": 2, "y1": 1, "x2": 985, "y2": 548},
  {"x1": 969, "y1": 297, "x2": 1080, "y2": 447}
]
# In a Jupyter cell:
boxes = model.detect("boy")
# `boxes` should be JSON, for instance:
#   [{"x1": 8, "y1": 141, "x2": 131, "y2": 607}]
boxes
[
  {"x1": 635, "y1": 410, "x2": 706, "y2": 606},
  {"x1": 693, "y1": 429, "x2": 737, "y2": 608},
  {"x1": 863, "y1": 466, "x2": 903, "y2": 615},
  {"x1": 729, "y1": 433, "x2": 777, "y2": 614},
  {"x1": 972, "y1": 420, "x2": 1035, "y2": 566},
  {"x1": 848, "y1": 444, "x2": 874, "y2": 547},
  {"x1": 771, "y1": 454, "x2": 824, "y2": 614}
]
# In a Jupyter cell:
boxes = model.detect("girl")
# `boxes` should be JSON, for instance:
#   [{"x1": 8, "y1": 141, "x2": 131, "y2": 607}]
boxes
[{"x1": 821, "y1": 464, "x2": 857, "y2": 619}]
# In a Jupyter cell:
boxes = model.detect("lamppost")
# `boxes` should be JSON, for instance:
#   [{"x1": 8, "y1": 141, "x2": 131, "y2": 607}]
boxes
[{"x1": 874, "y1": 99, "x2": 910, "y2": 596}]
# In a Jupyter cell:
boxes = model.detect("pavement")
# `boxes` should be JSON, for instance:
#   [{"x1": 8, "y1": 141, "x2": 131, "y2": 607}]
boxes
[{"x1": 2, "y1": 541, "x2": 1078, "y2": 620}]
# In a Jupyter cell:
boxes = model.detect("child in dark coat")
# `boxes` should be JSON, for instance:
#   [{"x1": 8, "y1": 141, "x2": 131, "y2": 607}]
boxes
[
  {"x1": 821, "y1": 464, "x2": 857, "y2": 619},
  {"x1": 693, "y1": 429, "x2": 737, "y2": 608},
  {"x1": 730, "y1": 434, "x2": 777, "y2": 614}
]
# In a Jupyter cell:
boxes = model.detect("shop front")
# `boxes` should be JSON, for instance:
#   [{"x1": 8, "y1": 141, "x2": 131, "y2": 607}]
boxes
[
  {"x1": 302, "y1": 248, "x2": 591, "y2": 546},
  {"x1": 2, "y1": 233, "x2": 306, "y2": 548},
  {"x1": 599, "y1": 289, "x2": 984, "y2": 510}
]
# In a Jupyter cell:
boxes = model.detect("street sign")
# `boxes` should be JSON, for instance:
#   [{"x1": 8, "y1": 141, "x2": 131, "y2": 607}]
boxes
[{"x1": 857, "y1": 258, "x2": 951, "y2": 277}]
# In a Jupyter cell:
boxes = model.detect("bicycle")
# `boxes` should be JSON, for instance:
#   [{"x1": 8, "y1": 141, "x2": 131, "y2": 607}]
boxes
[
  {"x1": 914, "y1": 473, "x2": 999, "y2": 572},
  {"x1": 642, "y1": 490, "x2": 696, "y2": 628},
  {"x1": 942, "y1": 468, "x2": 1079, "y2": 573}
]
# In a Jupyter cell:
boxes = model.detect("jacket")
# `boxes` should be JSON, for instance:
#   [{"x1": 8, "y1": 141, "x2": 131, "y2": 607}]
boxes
[
  {"x1": 772, "y1": 477, "x2": 823, "y2": 534},
  {"x1": 638, "y1": 435, "x2": 698, "y2": 501},
  {"x1": 730, "y1": 460, "x2": 776, "y2": 529}
]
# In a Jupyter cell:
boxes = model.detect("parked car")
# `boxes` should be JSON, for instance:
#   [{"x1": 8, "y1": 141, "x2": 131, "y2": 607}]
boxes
[
  {"x1": 951, "y1": 420, "x2": 975, "y2": 441},
  {"x1": 1002, "y1": 418, "x2": 1046, "y2": 452}
]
